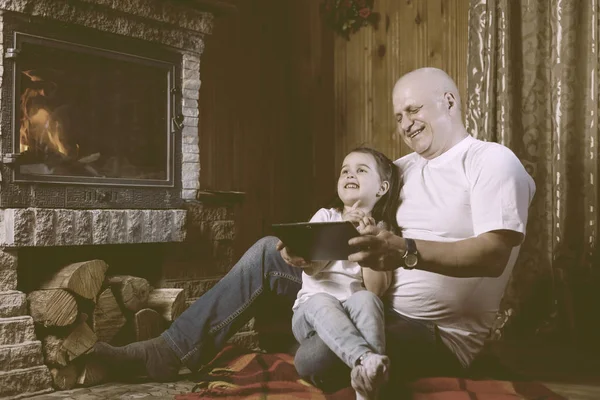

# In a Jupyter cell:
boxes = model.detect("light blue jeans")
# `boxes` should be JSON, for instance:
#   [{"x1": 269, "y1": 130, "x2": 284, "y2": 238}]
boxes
[
  {"x1": 292, "y1": 291, "x2": 385, "y2": 369},
  {"x1": 162, "y1": 236, "x2": 303, "y2": 370}
]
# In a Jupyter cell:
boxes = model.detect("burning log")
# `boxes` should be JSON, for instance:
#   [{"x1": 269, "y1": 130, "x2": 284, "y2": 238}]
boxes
[
  {"x1": 107, "y1": 275, "x2": 150, "y2": 312},
  {"x1": 77, "y1": 152, "x2": 100, "y2": 164},
  {"x1": 39, "y1": 260, "x2": 108, "y2": 301},
  {"x1": 93, "y1": 288, "x2": 126, "y2": 343},
  {"x1": 134, "y1": 308, "x2": 164, "y2": 342},
  {"x1": 147, "y1": 288, "x2": 186, "y2": 322},
  {"x1": 28, "y1": 289, "x2": 78, "y2": 327},
  {"x1": 50, "y1": 364, "x2": 79, "y2": 391}
]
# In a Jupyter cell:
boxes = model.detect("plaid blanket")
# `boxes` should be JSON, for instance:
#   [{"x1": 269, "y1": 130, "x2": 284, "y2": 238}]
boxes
[{"x1": 175, "y1": 345, "x2": 566, "y2": 400}]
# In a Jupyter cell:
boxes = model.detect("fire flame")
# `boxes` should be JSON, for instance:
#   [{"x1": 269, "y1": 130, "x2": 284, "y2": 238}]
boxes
[{"x1": 20, "y1": 70, "x2": 71, "y2": 157}]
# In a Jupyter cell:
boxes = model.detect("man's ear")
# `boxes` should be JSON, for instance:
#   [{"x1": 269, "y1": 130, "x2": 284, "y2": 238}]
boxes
[
  {"x1": 377, "y1": 181, "x2": 390, "y2": 197},
  {"x1": 444, "y1": 92, "x2": 456, "y2": 111}
]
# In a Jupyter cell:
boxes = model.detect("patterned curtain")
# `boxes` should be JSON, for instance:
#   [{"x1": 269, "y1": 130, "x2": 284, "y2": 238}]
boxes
[{"x1": 466, "y1": 0, "x2": 599, "y2": 343}]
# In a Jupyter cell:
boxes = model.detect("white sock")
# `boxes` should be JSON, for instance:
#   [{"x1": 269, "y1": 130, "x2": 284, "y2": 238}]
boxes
[
  {"x1": 351, "y1": 353, "x2": 390, "y2": 399},
  {"x1": 361, "y1": 353, "x2": 390, "y2": 383}
]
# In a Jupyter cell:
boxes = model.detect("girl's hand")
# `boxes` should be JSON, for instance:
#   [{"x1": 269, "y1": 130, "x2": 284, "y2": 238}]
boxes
[
  {"x1": 342, "y1": 208, "x2": 367, "y2": 225},
  {"x1": 356, "y1": 216, "x2": 377, "y2": 234},
  {"x1": 343, "y1": 201, "x2": 370, "y2": 227},
  {"x1": 276, "y1": 240, "x2": 308, "y2": 267}
]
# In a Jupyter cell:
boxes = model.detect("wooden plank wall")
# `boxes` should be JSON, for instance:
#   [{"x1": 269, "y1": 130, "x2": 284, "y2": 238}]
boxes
[
  {"x1": 333, "y1": 0, "x2": 470, "y2": 165},
  {"x1": 198, "y1": 1, "x2": 335, "y2": 255},
  {"x1": 198, "y1": 0, "x2": 469, "y2": 255}
]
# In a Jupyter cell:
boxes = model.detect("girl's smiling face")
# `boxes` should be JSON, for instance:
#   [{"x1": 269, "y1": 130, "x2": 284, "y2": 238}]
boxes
[{"x1": 337, "y1": 152, "x2": 389, "y2": 211}]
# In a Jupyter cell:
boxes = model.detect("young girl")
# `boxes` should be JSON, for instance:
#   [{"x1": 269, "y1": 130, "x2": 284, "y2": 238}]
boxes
[{"x1": 281, "y1": 147, "x2": 401, "y2": 400}]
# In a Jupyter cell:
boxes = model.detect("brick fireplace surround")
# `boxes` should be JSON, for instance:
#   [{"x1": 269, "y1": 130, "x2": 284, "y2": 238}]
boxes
[{"x1": 0, "y1": 1, "x2": 242, "y2": 398}]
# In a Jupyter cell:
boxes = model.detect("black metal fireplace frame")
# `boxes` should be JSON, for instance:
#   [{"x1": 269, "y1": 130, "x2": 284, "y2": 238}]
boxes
[{"x1": 0, "y1": 13, "x2": 184, "y2": 209}]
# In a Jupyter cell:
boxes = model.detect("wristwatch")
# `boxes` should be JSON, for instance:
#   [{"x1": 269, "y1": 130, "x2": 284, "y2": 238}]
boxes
[{"x1": 402, "y1": 238, "x2": 419, "y2": 269}]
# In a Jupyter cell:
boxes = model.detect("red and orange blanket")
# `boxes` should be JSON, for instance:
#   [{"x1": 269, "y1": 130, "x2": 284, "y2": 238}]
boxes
[{"x1": 175, "y1": 345, "x2": 565, "y2": 400}]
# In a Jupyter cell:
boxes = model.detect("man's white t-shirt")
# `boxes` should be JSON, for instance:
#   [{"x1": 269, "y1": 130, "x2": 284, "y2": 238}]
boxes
[
  {"x1": 292, "y1": 208, "x2": 364, "y2": 312},
  {"x1": 390, "y1": 135, "x2": 535, "y2": 367}
]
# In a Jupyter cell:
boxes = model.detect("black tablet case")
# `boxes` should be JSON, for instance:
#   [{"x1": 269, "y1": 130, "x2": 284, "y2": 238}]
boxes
[{"x1": 271, "y1": 221, "x2": 359, "y2": 260}]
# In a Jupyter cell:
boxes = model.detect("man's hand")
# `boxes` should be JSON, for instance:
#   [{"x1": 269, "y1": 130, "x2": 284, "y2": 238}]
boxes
[
  {"x1": 348, "y1": 226, "x2": 404, "y2": 271},
  {"x1": 276, "y1": 240, "x2": 308, "y2": 267}
]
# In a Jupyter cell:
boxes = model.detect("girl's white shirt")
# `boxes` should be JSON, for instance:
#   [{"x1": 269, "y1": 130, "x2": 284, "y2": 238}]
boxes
[{"x1": 292, "y1": 208, "x2": 364, "y2": 311}]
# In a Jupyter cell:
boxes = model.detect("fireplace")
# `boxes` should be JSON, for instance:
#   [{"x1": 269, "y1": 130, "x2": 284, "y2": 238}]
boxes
[
  {"x1": 0, "y1": 1, "x2": 241, "y2": 398},
  {"x1": 1, "y1": 15, "x2": 183, "y2": 209},
  {"x1": 15, "y1": 33, "x2": 175, "y2": 188}
]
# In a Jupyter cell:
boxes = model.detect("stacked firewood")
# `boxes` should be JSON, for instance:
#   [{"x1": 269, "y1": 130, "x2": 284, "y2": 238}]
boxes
[{"x1": 27, "y1": 260, "x2": 186, "y2": 390}]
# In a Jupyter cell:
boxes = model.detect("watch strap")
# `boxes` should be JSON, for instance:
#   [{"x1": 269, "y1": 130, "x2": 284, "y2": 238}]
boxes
[
  {"x1": 402, "y1": 238, "x2": 418, "y2": 269},
  {"x1": 405, "y1": 238, "x2": 417, "y2": 254}
]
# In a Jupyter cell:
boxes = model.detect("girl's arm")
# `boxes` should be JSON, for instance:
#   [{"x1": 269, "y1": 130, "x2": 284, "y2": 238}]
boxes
[
  {"x1": 354, "y1": 218, "x2": 393, "y2": 296},
  {"x1": 362, "y1": 267, "x2": 393, "y2": 297}
]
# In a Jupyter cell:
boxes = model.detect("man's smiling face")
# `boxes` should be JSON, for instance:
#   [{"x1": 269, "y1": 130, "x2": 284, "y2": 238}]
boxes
[{"x1": 392, "y1": 72, "x2": 459, "y2": 160}]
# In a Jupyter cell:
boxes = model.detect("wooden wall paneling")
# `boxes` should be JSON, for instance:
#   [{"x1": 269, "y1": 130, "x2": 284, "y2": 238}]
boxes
[
  {"x1": 285, "y1": 1, "x2": 337, "y2": 219},
  {"x1": 198, "y1": 1, "x2": 335, "y2": 255},
  {"x1": 199, "y1": 0, "x2": 292, "y2": 255},
  {"x1": 332, "y1": 0, "x2": 470, "y2": 167}
]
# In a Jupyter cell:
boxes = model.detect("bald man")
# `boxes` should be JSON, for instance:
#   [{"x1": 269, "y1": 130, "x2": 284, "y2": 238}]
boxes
[
  {"x1": 94, "y1": 68, "x2": 535, "y2": 393},
  {"x1": 347, "y1": 67, "x2": 536, "y2": 372}
]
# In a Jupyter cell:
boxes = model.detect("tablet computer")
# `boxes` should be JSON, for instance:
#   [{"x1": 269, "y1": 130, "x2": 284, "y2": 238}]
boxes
[{"x1": 271, "y1": 221, "x2": 359, "y2": 260}]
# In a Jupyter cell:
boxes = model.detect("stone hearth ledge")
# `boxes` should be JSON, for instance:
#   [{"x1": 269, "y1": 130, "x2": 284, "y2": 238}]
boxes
[{"x1": 0, "y1": 208, "x2": 186, "y2": 247}]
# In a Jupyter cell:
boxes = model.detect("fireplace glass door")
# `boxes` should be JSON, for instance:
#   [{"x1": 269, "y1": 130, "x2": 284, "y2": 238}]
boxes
[{"x1": 11, "y1": 33, "x2": 176, "y2": 187}]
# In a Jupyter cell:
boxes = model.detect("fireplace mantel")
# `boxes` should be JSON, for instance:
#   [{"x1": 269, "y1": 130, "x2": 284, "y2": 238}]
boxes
[
  {"x1": 0, "y1": 208, "x2": 186, "y2": 248},
  {"x1": 172, "y1": 0, "x2": 238, "y2": 15}
]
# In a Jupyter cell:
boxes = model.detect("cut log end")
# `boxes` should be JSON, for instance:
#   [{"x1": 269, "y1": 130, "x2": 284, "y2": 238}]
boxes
[
  {"x1": 63, "y1": 317, "x2": 97, "y2": 362},
  {"x1": 93, "y1": 288, "x2": 126, "y2": 343},
  {"x1": 28, "y1": 289, "x2": 78, "y2": 327},
  {"x1": 134, "y1": 308, "x2": 164, "y2": 342},
  {"x1": 147, "y1": 288, "x2": 186, "y2": 322},
  {"x1": 107, "y1": 275, "x2": 151, "y2": 312},
  {"x1": 40, "y1": 259, "x2": 108, "y2": 300}
]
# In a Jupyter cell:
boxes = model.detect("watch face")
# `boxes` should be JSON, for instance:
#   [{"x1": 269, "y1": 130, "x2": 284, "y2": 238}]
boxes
[{"x1": 405, "y1": 253, "x2": 418, "y2": 268}]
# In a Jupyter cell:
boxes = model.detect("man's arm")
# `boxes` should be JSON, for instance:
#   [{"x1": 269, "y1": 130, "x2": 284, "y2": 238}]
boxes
[
  {"x1": 350, "y1": 143, "x2": 534, "y2": 278},
  {"x1": 415, "y1": 230, "x2": 522, "y2": 277},
  {"x1": 348, "y1": 228, "x2": 522, "y2": 278}
]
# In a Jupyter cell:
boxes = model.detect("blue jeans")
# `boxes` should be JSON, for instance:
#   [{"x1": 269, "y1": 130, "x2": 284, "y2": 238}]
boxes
[
  {"x1": 292, "y1": 291, "x2": 385, "y2": 368},
  {"x1": 295, "y1": 308, "x2": 465, "y2": 392},
  {"x1": 163, "y1": 235, "x2": 462, "y2": 390},
  {"x1": 163, "y1": 236, "x2": 302, "y2": 370}
]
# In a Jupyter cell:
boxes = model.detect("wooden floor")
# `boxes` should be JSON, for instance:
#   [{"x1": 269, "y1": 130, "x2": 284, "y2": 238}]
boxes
[
  {"x1": 543, "y1": 382, "x2": 600, "y2": 399},
  {"x1": 26, "y1": 378, "x2": 600, "y2": 400},
  {"x1": 484, "y1": 340, "x2": 600, "y2": 400},
  {"x1": 27, "y1": 340, "x2": 600, "y2": 399}
]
